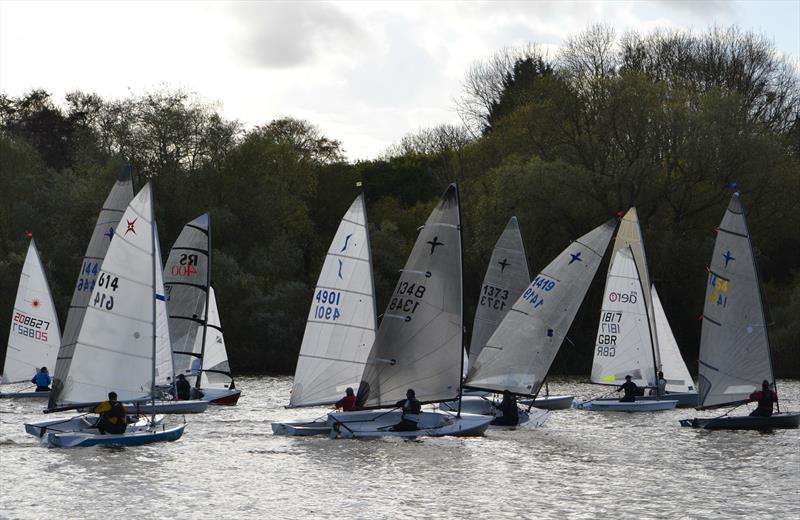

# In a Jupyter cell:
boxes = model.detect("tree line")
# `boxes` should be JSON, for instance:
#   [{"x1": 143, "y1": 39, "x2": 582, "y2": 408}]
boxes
[{"x1": 1, "y1": 25, "x2": 797, "y2": 377}]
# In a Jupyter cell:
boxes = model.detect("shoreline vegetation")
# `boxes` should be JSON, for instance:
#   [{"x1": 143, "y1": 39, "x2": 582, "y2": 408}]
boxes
[{"x1": 1, "y1": 25, "x2": 798, "y2": 377}]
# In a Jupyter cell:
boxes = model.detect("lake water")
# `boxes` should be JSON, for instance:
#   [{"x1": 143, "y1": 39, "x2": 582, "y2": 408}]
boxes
[{"x1": 1, "y1": 377, "x2": 798, "y2": 519}]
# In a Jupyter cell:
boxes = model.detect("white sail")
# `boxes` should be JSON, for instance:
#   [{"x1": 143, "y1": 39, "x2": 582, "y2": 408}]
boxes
[
  {"x1": 153, "y1": 226, "x2": 173, "y2": 386},
  {"x1": 1, "y1": 239, "x2": 61, "y2": 384},
  {"x1": 698, "y1": 193, "x2": 773, "y2": 409},
  {"x1": 50, "y1": 168, "x2": 134, "y2": 406},
  {"x1": 651, "y1": 285, "x2": 694, "y2": 393},
  {"x1": 199, "y1": 286, "x2": 234, "y2": 390},
  {"x1": 289, "y1": 194, "x2": 376, "y2": 407},
  {"x1": 466, "y1": 219, "x2": 615, "y2": 396},
  {"x1": 357, "y1": 184, "x2": 463, "y2": 408},
  {"x1": 467, "y1": 216, "x2": 530, "y2": 377},
  {"x1": 591, "y1": 208, "x2": 660, "y2": 388},
  {"x1": 163, "y1": 213, "x2": 210, "y2": 381},
  {"x1": 53, "y1": 184, "x2": 164, "y2": 405}
]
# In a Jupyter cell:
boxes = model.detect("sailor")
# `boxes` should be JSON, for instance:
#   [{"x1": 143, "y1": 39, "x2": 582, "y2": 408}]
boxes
[
  {"x1": 30, "y1": 367, "x2": 51, "y2": 391},
  {"x1": 391, "y1": 388, "x2": 421, "y2": 431},
  {"x1": 649, "y1": 371, "x2": 667, "y2": 397},
  {"x1": 617, "y1": 375, "x2": 638, "y2": 403},
  {"x1": 94, "y1": 391, "x2": 128, "y2": 435},
  {"x1": 334, "y1": 387, "x2": 357, "y2": 411},
  {"x1": 748, "y1": 380, "x2": 778, "y2": 417},
  {"x1": 175, "y1": 374, "x2": 191, "y2": 400},
  {"x1": 491, "y1": 389, "x2": 520, "y2": 426}
]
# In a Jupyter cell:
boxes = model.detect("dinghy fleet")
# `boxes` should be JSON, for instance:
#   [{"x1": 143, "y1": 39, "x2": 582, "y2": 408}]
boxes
[{"x1": 2, "y1": 170, "x2": 797, "y2": 448}]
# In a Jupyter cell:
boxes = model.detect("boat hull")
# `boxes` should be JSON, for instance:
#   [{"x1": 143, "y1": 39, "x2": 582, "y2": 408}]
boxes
[
  {"x1": 46, "y1": 424, "x2": 185, "y2": 447},
  {"x1": 25, "y1": 414, "x2": 166, "y2": 438},
  {"x1": 0, "y1": 390, "x2": 49, "y2": 399},
  {"x1": 437, "y1": 397, "x2": 550, "y2": 428},
  {"x1": 200, "y1": 388, "x2": 242, "y2": 405},
  {"x1": 574, "y1": 399, "x2": 678, "y2": 412},
  {"x1": 328, "y1": 410, "x2": 492, "y2": 439},
  {"x1": 519, "y1": 395, "x2": 575, "y2": 410},
  {"x1": 637, "y1": 392, "x2": 698, "y2": 408},
  {"x1": 680, "y1": 412, "x2": 800, "y2": 430},
  {"x1": 271, "y1": 418, "x2": 330, "y2": 437}
]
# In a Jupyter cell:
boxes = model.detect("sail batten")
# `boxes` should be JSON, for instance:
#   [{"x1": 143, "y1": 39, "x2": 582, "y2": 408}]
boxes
[
  {"x1": 289, "y1": 194, "x2": 377, "y2": 407},
  {"x1": 466, "y1": 219, "x2": 615, "y2": 396},
  {"x1": 697, "y1": 193, "x2": 773, "y2": 409}
]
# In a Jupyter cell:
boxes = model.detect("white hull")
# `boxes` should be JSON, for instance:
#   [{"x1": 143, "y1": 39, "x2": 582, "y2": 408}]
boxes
[
  {"x1": 437, "y1": 396, "x2": 550, "y2": 427},
  {"x1": 519, "y1": 395, "x2": 575, "y2": 410},
  {"x1": 126, "y1": 400, "x2": 208, "y2": 414},
  {"x1": 328, "y1": 409, "x2": 492, "y2": 438},
  {"x1": 46, "y1": 423, "x2": 184, "y2": 447},
  {"x1": 574, "y1": 399, "x2": 678, "y2": 412},
  {"x1": 637, "y1": 391, "x2": 698, "y2": 408},
  {"x1": 25, "y1": 414, "x2": 165, "y2": 438},
  {"x1": 271, "y1": 418, "x2": 330, "y2": 437}
]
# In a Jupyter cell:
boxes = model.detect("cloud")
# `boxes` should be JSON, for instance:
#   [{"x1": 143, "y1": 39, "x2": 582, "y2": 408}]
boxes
[
  {"x1": 655, "y1": 0, "x2": 736, "y2": 17},
  {"x1": 227, "y1": 1, "x2": 364, "y2": 68}
]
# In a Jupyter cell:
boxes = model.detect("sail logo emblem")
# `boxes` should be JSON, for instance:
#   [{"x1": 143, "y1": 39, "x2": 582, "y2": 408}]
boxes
[
  {"x1": 608, "y1": 291, "x2": 638, "y2": 304},
  {"x1": 722, "y1": 250, "x2": 735, "y2": 268},
  {"x1": 125, "y1": 218, "x2": 137, "y2": 235},
  {"x1": 427, "y1": 236, "x2": 444, "y2": 255},
  {"x1": 104, "y1": 227, "x2": 114, "y2": 241},
  {"x1": 569, "y1": 252, "x2": 582, "y2": 264},
  {"x1": 341, "y1": 233, "x2": 352, "y2": 252},
  {"x1": 498, "y1": 258, "x2": 510, "y2": 272}
]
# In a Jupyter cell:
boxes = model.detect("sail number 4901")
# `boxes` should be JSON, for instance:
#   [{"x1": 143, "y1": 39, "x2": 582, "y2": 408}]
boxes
[{"x1": 314, "y1": 289, "x2": 341, "y2": 321}]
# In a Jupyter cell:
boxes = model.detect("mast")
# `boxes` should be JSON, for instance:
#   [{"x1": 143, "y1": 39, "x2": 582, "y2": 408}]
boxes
[
  {"x1": 456, "y1": 182, "x2": 464, "y2": 418},
  {"x1": 360, "y1": 187, "x2": 379, "y2": 352},
  {"x1": 149, "y1": 185, "x2": 157, "y2": 414},
  {"x1": 195, "y1": 215, "x2": 212, "y2": 390}
]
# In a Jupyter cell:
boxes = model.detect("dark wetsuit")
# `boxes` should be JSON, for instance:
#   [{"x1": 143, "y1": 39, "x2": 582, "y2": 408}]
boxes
[
  {"x1": 749, "y1": 389, "x2": 777, "y2": 417},
  {"x1": 618, "y1": 381, "x2": 638, "y2": 402},
  {"x1": 491, "y1": 395, "x2": 519, "y2": 426},
  {"x1": 94, "y1": 400, "x2": 128, "y2": 434},
  {"x1": 176, "y1": 378, "x2": 191, "y2": 400},
  {"x1": 392, "y1": 398, "x2": 421, "y2": 431}
]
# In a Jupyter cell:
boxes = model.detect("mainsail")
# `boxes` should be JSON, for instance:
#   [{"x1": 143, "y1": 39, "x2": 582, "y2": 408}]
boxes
[
  {"x1": 1, "y1": 239, "x2": 61, "y2": 384},
  {"x1": 466, "y1": 219, "x2": 615, "y2": 396},
  {"x1": 697, "y1": 193, "x2": 773, "y2": 409},
  {"x1": 198, "y1": 286, "x2": 234, "y2": 390},
  {"x1": 591, "y1": 208, "x2": 660, "y2": 388},
  {"x1": 651, "y1": 285, "x2": 694, "y2": 393},
  {"x1": 49, "y1": 167, "x2": 134, "y2": 407},
  {"x1": 163, "y1": 213, "x2": 211, "y2": 384},
  {"x1": 357, "y1": 184, "x2": 462, "y2": 408},
  {"x1": 289, "y1": 194, "x2": 377, "y2": 407},
  {"x1": 467, "y1": 216, "x2": 530, "y2": 377},
  {"x1": 51, "y1": 184, "x2": 167, "y2": 405}
]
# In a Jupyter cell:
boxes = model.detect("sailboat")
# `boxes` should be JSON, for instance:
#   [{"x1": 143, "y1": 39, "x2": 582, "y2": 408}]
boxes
[
  {"x1": 164, "y1": 213, "x2": 240, "y2": 405},
  {"x1": 327, "y1": 184, "x2": 492, "y2": 438},
  {"x1": 24, "y1": 184, "x2": 186, "y2": 447},
  {"x1": 680, "y1": 193, "x2": 799, "y2": 429},
  {"x1": 272, "y1": 193, "x2": 377, "y2": 436},
  {"x1": 576, "y1": 208, "x2": 678, "y2": 411},
  {"x1": 464, "y1": 218, "x2": 616, "y2": 419},
  {"x1": 0, "y1": 238, "x2": 61, "y2": 398}
]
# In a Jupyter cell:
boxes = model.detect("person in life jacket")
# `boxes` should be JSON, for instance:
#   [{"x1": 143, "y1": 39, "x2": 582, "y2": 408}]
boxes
[
  {"x1": 94, "y1": 391, "x2": 128, "y2": 434},
  {"x1": 649, "y1": 371, "x2": 668, "y2": 397},
  {"x1": 491, "y1": 389, "x2": 520, "y2": 426},
  {"x1": 748, "y1": 380, "x2": 778, "y2": 417},
  {"x1": 617, "y1": 375, "x2": 638, "y2": 402},
  {"x1": 334, "y1": 387, "x2": 356, "y2": 411},
  {"x1": 175, "y1": 374, "x2": 191, "y2": 400},
  {"x1": 391, "y1": 388, "x2": 421, "y2": 431},
  {"x1": 31, "y1": 367, "x2": 51, "y2": 391}
]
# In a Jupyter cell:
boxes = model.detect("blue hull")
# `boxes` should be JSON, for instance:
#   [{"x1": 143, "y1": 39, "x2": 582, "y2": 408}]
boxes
[
  {"x1": 680, "y1": 413, "x2": 800, "y2": 430},
  {"x1": 47, "y1": 425, "x2": 185, "y2": 447}
]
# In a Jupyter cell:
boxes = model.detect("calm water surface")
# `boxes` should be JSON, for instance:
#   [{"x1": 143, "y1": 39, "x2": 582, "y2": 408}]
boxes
[{"x1": 1, "y1": 377, "x2": 798, "y2": 519}]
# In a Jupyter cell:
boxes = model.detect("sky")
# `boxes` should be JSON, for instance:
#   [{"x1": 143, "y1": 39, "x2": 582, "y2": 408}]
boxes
[{"x1": 1, "y1": 1, "x2": 798, "y2": 161}]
